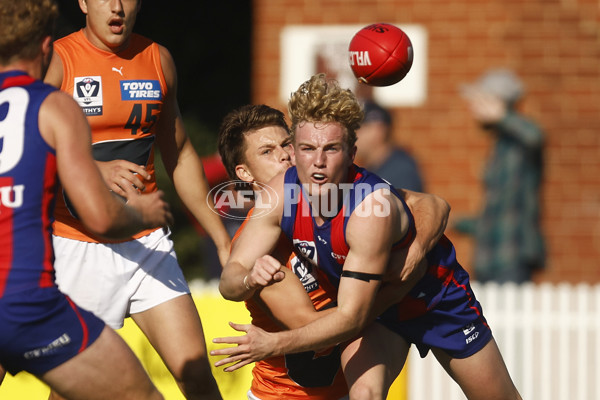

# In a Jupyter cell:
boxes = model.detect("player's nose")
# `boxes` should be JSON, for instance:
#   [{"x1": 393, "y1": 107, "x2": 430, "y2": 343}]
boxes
[
  {"x1": 313, "y1": 148, "x2": 327, "y2": 166},
  {"x1": 277, "y1": 146, "x2": 291, "y2": 162}
]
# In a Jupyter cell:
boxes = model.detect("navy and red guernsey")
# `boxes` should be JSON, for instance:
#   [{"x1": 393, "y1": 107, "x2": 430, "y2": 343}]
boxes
[
  {"x1": 0, "y1": 70, "x2": 105, "y2": 376},
  {"x1": 280, "y1": 165, "x2": 493, "y2": 359},
  {"x1": 281, "y1": 164, "x2": 415, "y2": 288},
  {"x1": 0, "y1": 71, "x2": 57, "y2": 298}
]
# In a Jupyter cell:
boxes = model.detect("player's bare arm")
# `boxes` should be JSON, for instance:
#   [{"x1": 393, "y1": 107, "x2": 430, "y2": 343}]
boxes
[
  {"x1": 212, "y1": 190, "x2": 402, "y2": 370},
  {"x1": 367, "y1": 190, "x2": 449, "y2": 317},
  {"x1": 253, "y1": 268, "x2": 334, "y2": 330},
  {"x1": 260, "y1": 189, "x2": 450, "y2": 329},
  {"x1": 219, "y1": 174, "x2": 287, "y2": 301},
  {"x1": 399, "y1": 189, "x2": 450, "y2": 269},
  {"x1": 154, "y1": 44, "x2": 231, "y2": 266},
  {"x1": 366, "y1": 189, "x2": 450, "y2": 316},
  {"x1": 253, "y1": 190, "x2": 446, "y2": 329}
]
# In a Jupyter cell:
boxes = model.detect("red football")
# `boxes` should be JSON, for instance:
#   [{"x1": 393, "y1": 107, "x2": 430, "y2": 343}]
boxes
[{"x1": 348, "y1": 23, "x2": 413, "y2": 87}]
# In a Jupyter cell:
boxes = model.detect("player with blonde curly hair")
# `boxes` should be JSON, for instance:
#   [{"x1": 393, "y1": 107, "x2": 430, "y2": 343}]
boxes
[
  {"x1": 214, "y1": 73, "x2": 521, "y2": 400},
  {"x1": 288, "y1": 73, "x2": 363, "y2": 148}
]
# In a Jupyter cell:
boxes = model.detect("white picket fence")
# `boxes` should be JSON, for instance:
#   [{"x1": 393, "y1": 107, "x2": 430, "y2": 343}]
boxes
[{"x1": 407, "y1": 282, "x2": 600, "y2": 400}]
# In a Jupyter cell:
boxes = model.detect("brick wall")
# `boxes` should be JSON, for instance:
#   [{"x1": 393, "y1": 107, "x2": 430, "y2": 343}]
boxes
[{"x1": 251, "y1": 0, "x2": 600, "y2": 284}]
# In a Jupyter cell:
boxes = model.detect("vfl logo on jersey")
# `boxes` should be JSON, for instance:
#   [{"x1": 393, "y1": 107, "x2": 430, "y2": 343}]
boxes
[
  {"x1": 291, "y1": 240, "x2": 318, "y2": 293},
  {"x1": 120, "y1": 80, "x2": 162, "y2": 100},
  {"x1": 73, "y1": 76, "x2": 103, "y2": 116},
  {"x1": 290, "y1": 255, "x2": 319, "y2": 293},
  {"x1": 293, "y1": 240, "x2": 317, "y2": 265}
]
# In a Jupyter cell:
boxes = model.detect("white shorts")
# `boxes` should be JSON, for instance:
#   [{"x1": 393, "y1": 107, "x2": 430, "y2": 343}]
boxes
[{"x1": 52, "y1": 228, "x2": 190, "y2": 329}]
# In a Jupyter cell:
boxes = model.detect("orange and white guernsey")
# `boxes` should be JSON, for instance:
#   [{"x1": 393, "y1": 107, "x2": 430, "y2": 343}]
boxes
[
  {"x1": 52, "y1": 30, "x2": 166, "y2": 243},
  {"x1": 233, "y1": 210, "x2": 349, "y2": 400}
]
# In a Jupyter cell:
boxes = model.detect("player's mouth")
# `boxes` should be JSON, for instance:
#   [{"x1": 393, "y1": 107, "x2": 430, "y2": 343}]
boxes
[
  {"x1": 109, "y1": 19, "x2": 124, "y2": 34},
  {"x1": 311, "y1": 173, "x2": 327, "y2": 183}
]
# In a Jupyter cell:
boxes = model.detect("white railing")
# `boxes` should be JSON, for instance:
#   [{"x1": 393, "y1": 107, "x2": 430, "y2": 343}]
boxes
[{"x1": 407, "y1": 282, "x2": 600, "y2": 400}]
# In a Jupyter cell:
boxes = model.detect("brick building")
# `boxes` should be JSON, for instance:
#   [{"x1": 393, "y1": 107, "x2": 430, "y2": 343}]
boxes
[{"x1": 250, "y1": 0, "x2": 600, "y2": 283}]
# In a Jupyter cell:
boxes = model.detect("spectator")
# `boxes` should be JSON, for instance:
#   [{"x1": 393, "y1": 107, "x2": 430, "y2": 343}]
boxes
[
  {"x1": 355, "y1": 100, "x2": 424, "y2": 192},
  {"x1": 455, "y1": 68, "x2": 545, "y2": 284}
]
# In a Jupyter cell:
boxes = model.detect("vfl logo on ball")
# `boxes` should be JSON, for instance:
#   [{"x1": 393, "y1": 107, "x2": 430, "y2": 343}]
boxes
[
  {"x1": 207, "y1": 180, "x2": 278, "y2": 220},
  {"x1": 349, "y1": 50, "x2": 372, "y2": 67},
  {"x1": 73, "y1": 76, "x2": 103, "y2": 116},
  {"x1": 348, "y1": 23, "x2": 413, "y2": 87}
]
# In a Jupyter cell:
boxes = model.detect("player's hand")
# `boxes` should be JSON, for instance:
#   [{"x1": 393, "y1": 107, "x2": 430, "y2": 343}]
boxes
[
  {"x1": 462, "y1": 88, "x2": 507, "y2": 125},
  {"x1": 211, "y1": 322, "x2": 276, "y2": 372},
  {"x1": 244, "y1": 255, "x2": 285, "y2": 291},
  {"x1": 97, "y1": 160, "x2": 150, "y2": 197},
  {"x1": 123, "y1": 186, "x2": 174, "y2": 229},
  {"x1": 384, "y1": 243, "x2": 427, "y2": 284}
]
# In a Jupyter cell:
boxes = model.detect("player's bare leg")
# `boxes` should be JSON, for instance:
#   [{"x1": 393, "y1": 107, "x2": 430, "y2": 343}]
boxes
[
  {"x1": 42, "y1": 327, "x2": 162, "y2": 400},
  {"x1": 132, "y1": 294, "x2": 222, "y2": 400},
  {"x1": 432, "y1": 337, "x2": 522, "y2": 400},
  {"x1": 341, "y1": 323, "x2": 409, "y2": 400}
]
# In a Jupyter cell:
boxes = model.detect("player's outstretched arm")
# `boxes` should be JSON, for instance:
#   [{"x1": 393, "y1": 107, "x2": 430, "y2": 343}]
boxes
[
  {"x1": 219, "y1": 218, "x2": 285, "y2": 302},
  {"x1": 154, "y1": 45, "x2": 231, "y2": 266},
  {"x1": 218, "y1": 173, "x2": 288, "y2": 301},
  {"x1": 254, "y1": 268, "x2": 335, "y2": 329},
  {"x1": 212, "y1": 191, "x2": 397, "y2": 370},
  {"x1": 368, "y1": 189, "x2": 450, "y2": 316},
  {"x1": 385, "y1": 189, "x2": 450, "y2": 281},
  {"x1": 401, "y1": 189, "x2": 450, "y2": 257}
]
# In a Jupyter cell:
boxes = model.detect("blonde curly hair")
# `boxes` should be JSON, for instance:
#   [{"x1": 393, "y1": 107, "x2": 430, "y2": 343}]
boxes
[
  {"x1": 288, "y1": 73, "x2": 364, "y2": 149},
  {"x1": 0, "y1": 0, "x2": 58, "y2": 65}
]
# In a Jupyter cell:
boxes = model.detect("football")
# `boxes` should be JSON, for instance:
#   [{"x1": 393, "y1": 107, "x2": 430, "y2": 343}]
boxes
[{"x1": 348, "y1": 23, "x2": 413, "y2": 87}]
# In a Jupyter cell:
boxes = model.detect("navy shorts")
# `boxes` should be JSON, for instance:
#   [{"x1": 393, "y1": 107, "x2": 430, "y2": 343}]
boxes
[
  {"x1": 378, "y1": 237, "x2": 493, "y2": 359},
  {"x1": 0, "y1": 286, "x2": 105, "y2": 376}
]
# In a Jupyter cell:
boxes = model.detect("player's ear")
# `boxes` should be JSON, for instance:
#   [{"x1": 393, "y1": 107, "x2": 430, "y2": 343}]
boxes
[
  {"x1": 235, "y1": 164, "x2": 254, "y2": 183},
  {"x1": 41, "y1": 36, "x2": 52, "y2": 59},
  {"x1": 40, "y1": 36, "x2": 53, "y2": 76},
  {"x1": 78, "y1": 0, "x2": 88, "y2": 14}
]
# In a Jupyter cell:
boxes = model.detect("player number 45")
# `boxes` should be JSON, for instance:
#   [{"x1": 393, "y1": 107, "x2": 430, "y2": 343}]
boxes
[{"x1": 124, "y1": 103, "x2": 160, "y2": 135}]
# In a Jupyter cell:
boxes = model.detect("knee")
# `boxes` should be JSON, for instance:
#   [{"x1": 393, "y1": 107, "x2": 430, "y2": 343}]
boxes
[
  {"x1": 174, "y1": 359, "x2": 220, "y2": 398},
  {"x1": 349, "y1": 382, "x2": 384, "y2": 400}
]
